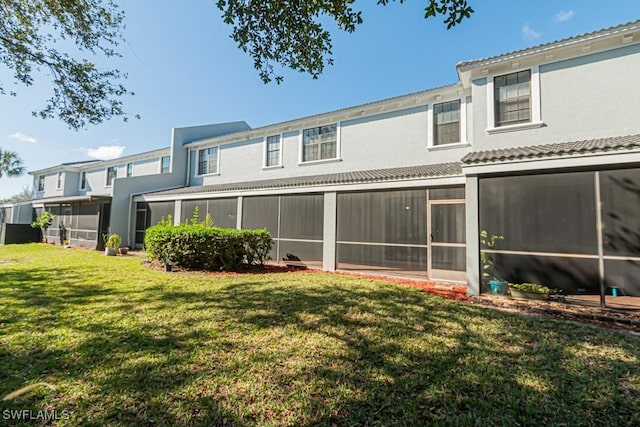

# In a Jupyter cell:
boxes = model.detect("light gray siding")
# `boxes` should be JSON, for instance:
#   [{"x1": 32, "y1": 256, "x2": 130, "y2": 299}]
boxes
[
  {"x1": 190, "y1": 106, "x2": 471, "y2": 187},
  {"x1": 472, "y1": 44, "x2": 640, "y2": 151}
]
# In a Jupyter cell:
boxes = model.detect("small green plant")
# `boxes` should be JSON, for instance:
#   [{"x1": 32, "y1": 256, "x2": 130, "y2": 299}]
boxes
[
  {"x1": 31, "y1": 211, "x2": 56, "y2": 243},
  {"x1": 480, "y1": 230, "x2": 504, "y2": 282},
  {"x1": 103, "y1": 233, "x2": 121, "y2": 249},
  {"x1": 509, "y1": 283, "x2": 555, "y2": 294}
]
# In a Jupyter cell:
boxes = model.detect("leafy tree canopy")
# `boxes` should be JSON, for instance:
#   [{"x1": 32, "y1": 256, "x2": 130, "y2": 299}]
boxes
[
  {"x1": 0, "y1": 0, "x2": 472, "y2": 129},
  {"x1": 0, "y1": 0, "x2": 136, "y2": 130},
  {"x1": 0, "y1": 148, "x2": 25, "y2": 178},
  {"x1": 216, "y1": 0, "x2": 474, "y2": 83}
]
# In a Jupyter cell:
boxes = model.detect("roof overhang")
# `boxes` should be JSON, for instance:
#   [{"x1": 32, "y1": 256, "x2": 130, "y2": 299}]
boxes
[
  {"x1": 456, "y1": 20, "x2": 640, "y2": 88},
  {"x1": 30, "y1": 195, "x2": 112, "y2": 207}
]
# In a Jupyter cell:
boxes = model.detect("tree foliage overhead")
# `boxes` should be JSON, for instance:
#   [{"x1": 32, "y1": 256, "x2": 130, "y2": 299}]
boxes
[
  {"x1": 216, "y1": 0, "x2": 474, "y2": 83},
  {"x1": 0, "y1": 148, "x2": 25, "y2": 179},
  {"x1": 0, "y1": 0, "x2": 135, "y2": 130}
]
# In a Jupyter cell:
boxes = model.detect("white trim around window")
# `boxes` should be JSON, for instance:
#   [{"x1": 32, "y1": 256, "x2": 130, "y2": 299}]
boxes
[
  {"x1": 263, "y1": 134, "x2": 284, "y2": 169},
  {"x1": 427, "y1": 97, "x2": 468, "y2": 149},
  {"x1": 105, "y1": 166, "x2": 118, "y2": 187},
  {"x1": 196, "y1": 146, "x2": 220, "y2": 176},
  {"x1": 486, "y1": 65, "x2": 543, "y2": 134},
  {"x1": 79, "y1": 171, "x2": 87, "y2": 191},
  {"x1": 55, "y1": 171, "x2": 63, "y2": 190},
  {"x1": 160, "y1": 155, "x2": 171, "y2": 174},
  {"x1": 298, "y1": 122, "x2": 341, "y2": 165}
]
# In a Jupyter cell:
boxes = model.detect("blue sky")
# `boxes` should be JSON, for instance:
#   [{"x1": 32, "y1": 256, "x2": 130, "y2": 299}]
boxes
[{"x1": 1, "y1": 0, "x2": 640, "y2": 199}]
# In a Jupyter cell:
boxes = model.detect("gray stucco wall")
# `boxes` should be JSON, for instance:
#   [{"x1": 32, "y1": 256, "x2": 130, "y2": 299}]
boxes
[
  {"x1": 189, "y1": 106, "x2": 471, "y2": 187},
  {"x1": 110, "y1": 174, "x2": 185, "y2": 246},
  {"x1": 472, "y1": 44, "x2": 640, "y2": 151}
]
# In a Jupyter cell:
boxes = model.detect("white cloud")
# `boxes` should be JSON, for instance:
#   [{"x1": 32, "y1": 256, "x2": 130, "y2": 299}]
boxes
[
  {"x1": 522, "y1": 24, "x2": 541, "y2": 41},
  {"x1": 553, "y1": 10, "x2": 575, "y2": 23},
  {"x1": 9, "y1": 132, "x2": 37, "y2": 143},
  {"x1": 85, "y1": 145, "x2": 126, "y2": 160}
]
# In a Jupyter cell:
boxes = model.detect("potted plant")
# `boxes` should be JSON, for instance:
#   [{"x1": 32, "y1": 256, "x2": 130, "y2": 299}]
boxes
[
  {"x1": 480, "y1": 230, "x2": 507, "y2": 295},
  {"x1": 103, "y1": 233, "x2": 121, "y2": 256},
  {"x1": 509, "y1": 283, "x2": 554, "y2": 301}
]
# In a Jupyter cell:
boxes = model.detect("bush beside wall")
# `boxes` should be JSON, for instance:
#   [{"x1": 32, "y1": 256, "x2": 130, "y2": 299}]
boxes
[{"x1": 144, "y1": 223, "x2": 272, "y2": 271}]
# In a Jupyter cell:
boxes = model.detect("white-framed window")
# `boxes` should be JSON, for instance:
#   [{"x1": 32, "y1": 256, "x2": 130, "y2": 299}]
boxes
[
  {"x1": 56, "y1": 171, "x2": 63, "y2": 189},
  {"x1": 433, "y1": 100, "x2": 461, "y2": 145},
  {"x1": 264, "y1": 135, "x2": 282, "y2": 167},
  {"x1": 80, "y1": 171, "x2": 87, "y2": 190},
  {"x1": 37, "y1": 175, "x2": 45, "y2": 192},
  {"x1": 486, "y1": 66, "x2": 542, "y2": 133},
  {"x1": 160, "y1": 156, "x2": 170, "y2": 174},
  {"x1": 106, "y1": 166, "x2": 117, "y2": 187},
  {"x1": 302, "y1": 124, "x2": 338, "y2": 162},
  {"x1": 126, "y1": 162, "x2": 134, "y2": 177},
  {"x1": 494, "y1": 70, "x2": 530, "y2": 126},
  {"x1": 198, "y1": 147, "x2": 218, "y2": 175}
]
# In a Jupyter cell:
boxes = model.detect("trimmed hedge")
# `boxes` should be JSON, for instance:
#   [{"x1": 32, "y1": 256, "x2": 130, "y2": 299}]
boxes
[{"x1": 144, "y1": 223, "x2": 272, "y2": 271}]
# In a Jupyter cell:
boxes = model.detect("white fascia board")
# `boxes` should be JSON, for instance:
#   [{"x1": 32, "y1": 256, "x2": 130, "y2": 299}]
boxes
[
  {"x1": 462, "y1": 150, "x2": 640, "y2": 175},
  {"x1": 458, "y1": 25, "x2": 640, "y2": 86},
  {"x1": 85, "y1": 149, "x2": 170, "y2": 170},
  {"x1": 136, "y1": 175, "x2": 466, "y2": 202}
]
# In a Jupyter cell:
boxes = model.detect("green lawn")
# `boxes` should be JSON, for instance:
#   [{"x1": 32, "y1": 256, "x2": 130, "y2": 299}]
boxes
[{"x1": 0, "y1": 244, "x2": 638, "y2": 426}]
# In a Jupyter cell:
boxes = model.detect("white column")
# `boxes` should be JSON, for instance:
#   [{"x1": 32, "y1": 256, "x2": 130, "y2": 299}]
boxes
[
  {"x1": 465, "y1": 176, "x2": 480, "y2": 296},
  {"x1": 323, "y1": 192, "x2": 337, "y2": 271},
  {"x1": 236, "y1": 196, "x2": 243, "y2": 229},
  {"x1": 173, "y1": 200, "x2": 182, "y2": 225}
]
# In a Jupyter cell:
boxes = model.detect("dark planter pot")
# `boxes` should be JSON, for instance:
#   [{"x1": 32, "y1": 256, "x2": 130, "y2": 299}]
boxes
[
  {"x1": 510, "y1": 289, "x2": 548, "y2": 301},
  {"x1": 164, "y1": 263, "x2": 172, "y2": 272},
  {"x1": 489, "y1": 280, "x2": 509, "y2": 295}
]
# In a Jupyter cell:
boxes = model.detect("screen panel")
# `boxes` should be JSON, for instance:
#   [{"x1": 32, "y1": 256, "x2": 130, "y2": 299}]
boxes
[
  {"x1": 337, "y1": 190, "x2": 427, "y2": 245},
  {"x1": 279, "y1": 194, "x2": 323, "y2": 240},
  {"x1": 479, "y1": 172, "x2": 598, "y2": 254}
]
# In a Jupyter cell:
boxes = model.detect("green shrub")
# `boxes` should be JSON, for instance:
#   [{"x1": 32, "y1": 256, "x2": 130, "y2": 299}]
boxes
[{"x1": 144, "y1": 223, "x2": 272, "y2": 271}]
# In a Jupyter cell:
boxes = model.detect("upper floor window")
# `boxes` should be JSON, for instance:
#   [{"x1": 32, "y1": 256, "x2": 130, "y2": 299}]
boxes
[
  {"x1": 56, "y1": 171, "x2": 63, "y2": 189},
  {"x1": 106, "y1": 166, "x2": 117, "y2": 187},
  {"x1": 198, "y1": 147, "x2": 218, "y2": 175},
  {"x1": 433, "y1": 100, "x2": 461, "y2": 145},
  {"x1": 37, "y1": 175, "x2": 45, "y2": 192},
  {"x1": 80, "y1": 171, "x2": 87, "y2": 190},
  {"x1": 265, "y1": 135, "x2": 281, "y2": 167},
  {"x1": 126, "y1": 162, "x2": 134, "y2": 177},
  {"x1": 161, "y1": 156, "x2": 170, "y2": 174},
  {"x1": 302, "y1": 124, "x2": 337, "y2": 162},
  {"x1": 494, "y1": 70, "x2": 531, "y2": 127}
]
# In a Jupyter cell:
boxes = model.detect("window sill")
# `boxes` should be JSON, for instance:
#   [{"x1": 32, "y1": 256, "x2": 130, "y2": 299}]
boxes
[
  {"x1": 197, "y1": 172, "x2": 220, "y2": 177},
  {"x1": 262, "y1": 165, "x2": 283, "y2": 170},
  {"x1": 427, "y1": 142, "x2": 471, "y2": 152},
  {"x1": 486, "y1": 121, "x2": 544, "y2": 134},
  {"x1": 297, "y1": 158, "x2": 342, "y2": 166}
]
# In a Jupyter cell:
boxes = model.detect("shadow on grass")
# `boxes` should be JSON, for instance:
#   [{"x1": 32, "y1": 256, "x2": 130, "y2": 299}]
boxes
[{"x1": 1, "y1": 256, "x2": 639, "y2": 425}]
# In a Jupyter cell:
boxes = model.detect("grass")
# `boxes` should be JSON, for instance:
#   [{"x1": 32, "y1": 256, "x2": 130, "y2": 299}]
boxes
[{"x1": 0, "y1": 244, "x2": 639, "y2": 426}]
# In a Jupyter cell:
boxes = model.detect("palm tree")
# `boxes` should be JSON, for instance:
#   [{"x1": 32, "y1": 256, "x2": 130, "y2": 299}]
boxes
[{"x1": 0, "y1": 148, "x2": 26, "y2": 179}]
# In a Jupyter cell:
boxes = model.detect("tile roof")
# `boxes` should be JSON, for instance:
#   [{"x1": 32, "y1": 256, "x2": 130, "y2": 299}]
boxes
[
  {"x1": 457, "y1": 19, "x2": 640, "y2": 69},
  {"x1": 145, "y1": 162, "x2": 463, "y2": 197},
  {"x1": 462, "y1": 134, "x2": 640, "y2": 164}
]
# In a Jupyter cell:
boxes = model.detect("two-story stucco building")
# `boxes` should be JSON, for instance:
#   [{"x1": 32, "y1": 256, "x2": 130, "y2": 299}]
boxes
[{"x1": 2, "y1": 20, "x2": 640, "y2": 300}]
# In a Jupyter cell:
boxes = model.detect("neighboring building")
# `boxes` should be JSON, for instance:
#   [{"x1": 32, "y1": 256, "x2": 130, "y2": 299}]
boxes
[{"x1": 2, "y1": 20, "x2": 639, "y2": 299}]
